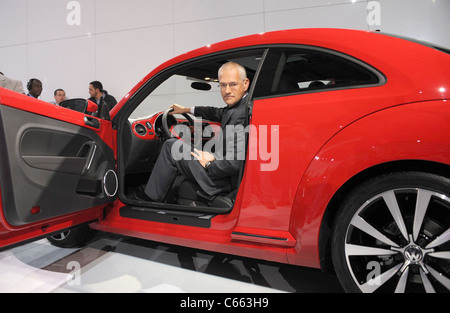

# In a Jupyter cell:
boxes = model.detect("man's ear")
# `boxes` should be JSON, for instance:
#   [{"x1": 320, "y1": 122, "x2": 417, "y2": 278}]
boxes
[{"x1": 244, "y1": 78, "x2": 250, "y2": 91}]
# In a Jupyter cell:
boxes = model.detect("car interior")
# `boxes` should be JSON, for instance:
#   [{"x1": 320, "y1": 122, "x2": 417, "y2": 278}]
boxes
[{"x1": 116, "y1": 50, "x2": 266, "y2": 217}]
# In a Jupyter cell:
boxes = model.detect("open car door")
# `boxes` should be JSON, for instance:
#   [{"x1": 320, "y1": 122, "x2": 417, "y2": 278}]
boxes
[{"x1": 0, "y1": 89, "x2": 117, "y2": 250}]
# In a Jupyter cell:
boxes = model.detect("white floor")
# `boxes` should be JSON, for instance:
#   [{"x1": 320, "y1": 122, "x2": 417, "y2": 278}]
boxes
[{"x1": 0, "y1": 233, "x2": 343, "y2": 293}]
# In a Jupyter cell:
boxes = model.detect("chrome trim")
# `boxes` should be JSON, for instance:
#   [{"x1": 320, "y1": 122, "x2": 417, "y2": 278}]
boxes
[{"x1": 103, "y1": 170, "x2": 118, "y2": 197}]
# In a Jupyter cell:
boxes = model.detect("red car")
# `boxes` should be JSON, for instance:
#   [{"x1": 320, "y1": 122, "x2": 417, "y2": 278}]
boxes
[{"x1": 1, "y1": 29, "x2": 449, "y2": 293}]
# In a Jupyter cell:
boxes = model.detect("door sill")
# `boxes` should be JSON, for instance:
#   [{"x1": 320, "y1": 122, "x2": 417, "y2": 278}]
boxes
[{"x1": 119, "y1": 206, "x2": 214, "y2": 228}]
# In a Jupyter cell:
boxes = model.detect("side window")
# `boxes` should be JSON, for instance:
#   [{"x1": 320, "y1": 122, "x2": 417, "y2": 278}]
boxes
[
  {"x1": 130, "y1": 74, "x2": 222, "y2": 120},
  {"x1": 129, "y1": 49, "x2": 265, "y2": 120},
  {"x1": 254, "y1": 47, "x2": 382, "y2": 98}
]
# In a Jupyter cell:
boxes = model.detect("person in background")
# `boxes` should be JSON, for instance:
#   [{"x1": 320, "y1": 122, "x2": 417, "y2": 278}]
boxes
[
  {"x1": 27, "y1": 78, "x2": 43, "y2": 99},
  {"x1": 0, "y1": 71, "x2": 25, "y2": 94},
  {"x1": 88, "y1": 81, "x2": 117, "y2": 111},
  {"x1": 51, "y1": 88, "x2": 66, "y2": 105}
]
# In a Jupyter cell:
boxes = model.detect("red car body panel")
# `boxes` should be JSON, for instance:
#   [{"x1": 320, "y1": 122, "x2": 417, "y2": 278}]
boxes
[
  {"x1": 0, "y1": 91, "x2": 116, "y2": 151},
  {"x1": 98, "y1": 29, "x2": 450, "y2": 268},
  {"x1": 1, "y1": 29, "x2": 449, "y2": 270},
  {"x1": 288, "y1": 99, "x2": 450, "y2": 267}
]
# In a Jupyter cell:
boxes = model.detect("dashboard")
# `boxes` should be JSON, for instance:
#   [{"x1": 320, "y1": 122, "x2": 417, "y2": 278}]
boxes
[
  {"x1": 130, "y1": 112, "x2": 220, "y2": 142},
  {"x1": 124, "y1": 112, "x2": 221, "y2": 175},
  {"x1": 131, "y1": 112, "x2": 178, "y2": 141}
]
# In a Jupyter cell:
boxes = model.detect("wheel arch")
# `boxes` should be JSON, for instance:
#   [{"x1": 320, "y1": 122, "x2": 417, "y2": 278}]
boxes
[{"x1": 318, "y1": 159, "x2": 450, "y2": 272}]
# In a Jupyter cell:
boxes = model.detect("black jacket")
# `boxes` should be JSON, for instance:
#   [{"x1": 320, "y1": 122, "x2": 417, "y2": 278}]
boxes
[{"x1": 89, "y1": 90, "x2": 117, "y2": 112}]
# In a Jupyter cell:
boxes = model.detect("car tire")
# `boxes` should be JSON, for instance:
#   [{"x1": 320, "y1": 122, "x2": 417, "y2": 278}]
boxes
[
  {"x1": 47, "y1": 225, "x2": 97, "y2": 248},
  {"x1": 332, "y1": 172, "x2": 450, "y2": 293}
]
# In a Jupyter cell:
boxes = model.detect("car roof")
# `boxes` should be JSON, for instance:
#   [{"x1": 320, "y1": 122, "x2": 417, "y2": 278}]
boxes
[
  {"x1": 113, "y1": 28, "x2": 450, "y2": 116},
  {"x1": 141, "y1": 28, "x2": 449, "y2": 86},
  {"x1": 162, "y1": 28, "x2": 447, "y2": 66}
]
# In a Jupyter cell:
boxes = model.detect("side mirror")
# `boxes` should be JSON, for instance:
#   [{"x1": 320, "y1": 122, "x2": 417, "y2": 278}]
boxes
[
  {"x1": 59, "y1": 98, "x2": 98, "y2": 115},
  {"x1": 86, "y1": 100, "x2": 98, "y2": 113},
  {"x1": 59, "y1": 98, "x2": 88, "y2": 113}
]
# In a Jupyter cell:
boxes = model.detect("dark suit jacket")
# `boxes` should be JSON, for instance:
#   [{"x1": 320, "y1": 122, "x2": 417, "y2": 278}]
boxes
[
  {"x1": 144, "y1": 94, "x2": 249, "y2": 200},
  {"x1": 193, "y1": 94, "x2": 248, "y2": 188}
]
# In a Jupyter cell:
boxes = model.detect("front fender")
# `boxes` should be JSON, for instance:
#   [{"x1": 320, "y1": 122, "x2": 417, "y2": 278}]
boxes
[{"x1": 287, "y1": 100, "x2": 450, "y2": 268}]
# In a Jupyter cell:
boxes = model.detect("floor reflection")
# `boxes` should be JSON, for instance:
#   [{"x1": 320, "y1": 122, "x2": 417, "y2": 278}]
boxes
[
  {"x1": 2, "y1": 232, "x2": 343, "y2": 293},
  {"x1": 78, "y1": 233, "x2": 343, "y2": 293}
]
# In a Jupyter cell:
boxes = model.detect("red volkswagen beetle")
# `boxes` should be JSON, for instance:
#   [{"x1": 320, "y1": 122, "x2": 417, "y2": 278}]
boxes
[{"x1": 1, "y1": 29, "x2": 449, "y2": 293}]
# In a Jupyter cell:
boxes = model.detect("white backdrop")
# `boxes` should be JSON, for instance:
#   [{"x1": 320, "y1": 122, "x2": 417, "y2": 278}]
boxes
[{"x1": 1, "y1": 0, "x2": 449, "y2": 103}]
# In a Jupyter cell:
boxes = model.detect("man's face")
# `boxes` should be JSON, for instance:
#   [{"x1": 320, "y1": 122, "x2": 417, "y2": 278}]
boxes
[
  {"x1": 54, "y1": 90, "x2": 66, "y2": 104},
  {"x1": 89, "y1": 84, "x2": 99, "y2": 98},
  {"x1": 219, "y1": 67, "x2": 249, "y2": 107},
  {"x1": 30, "y1": 80, "x2": 43, "y2": 98}
]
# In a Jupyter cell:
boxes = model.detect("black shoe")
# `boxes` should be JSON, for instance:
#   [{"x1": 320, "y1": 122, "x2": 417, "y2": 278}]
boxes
[{"x1": 133, "y1": 185, "x2": 152, "y2": 202}]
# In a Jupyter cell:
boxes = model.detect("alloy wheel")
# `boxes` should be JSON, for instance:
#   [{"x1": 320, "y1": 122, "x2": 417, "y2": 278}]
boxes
[
  {"x1": 344, "y1": 188, "x2": 450, "y2": 292},
  {"x1": 50, "y1": 231, "x2": 71, "y2": 241}
]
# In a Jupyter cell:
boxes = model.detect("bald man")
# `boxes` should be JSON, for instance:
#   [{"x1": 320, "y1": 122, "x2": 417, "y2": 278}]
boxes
[{"x1": 138, "y1": 62, "x2": 250, "y2": 202}]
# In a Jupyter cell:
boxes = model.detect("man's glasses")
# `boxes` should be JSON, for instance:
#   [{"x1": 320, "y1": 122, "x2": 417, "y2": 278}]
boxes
[{"x1": 219, "y1": 81, "x2": 243, "y2": 90}]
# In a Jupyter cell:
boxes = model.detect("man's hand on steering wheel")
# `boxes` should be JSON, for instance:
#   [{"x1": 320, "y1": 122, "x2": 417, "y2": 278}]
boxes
[
  {"x1": 170, "y1": 103, "x2": 191, "y2": 115},
  {"x1": 161, "y1": 104, "x2": 195, "y2": 140}
]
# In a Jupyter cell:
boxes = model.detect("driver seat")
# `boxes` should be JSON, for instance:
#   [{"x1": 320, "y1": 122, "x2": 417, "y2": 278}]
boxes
[{"x1": 176, "y1": 179, "x2": 236, "y2": 213}]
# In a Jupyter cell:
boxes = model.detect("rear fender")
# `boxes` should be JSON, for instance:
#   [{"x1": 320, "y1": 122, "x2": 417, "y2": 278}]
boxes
[{"x1": 287, "y1": 100, "x2": 450, "y2": 268}]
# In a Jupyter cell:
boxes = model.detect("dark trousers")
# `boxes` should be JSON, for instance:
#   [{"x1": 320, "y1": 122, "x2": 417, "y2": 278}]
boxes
[{"x1": 144, "y1": 139, "x2": 230, "y2": 202}]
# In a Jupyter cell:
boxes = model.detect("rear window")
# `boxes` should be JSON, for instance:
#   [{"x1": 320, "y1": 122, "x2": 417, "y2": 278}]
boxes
[{"x1": 254, "y1": 47, "x2": 383, "y2": 98}]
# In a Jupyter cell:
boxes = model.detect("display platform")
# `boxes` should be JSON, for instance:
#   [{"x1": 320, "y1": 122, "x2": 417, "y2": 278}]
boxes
[{"x1": 0, "y1": 233, "x2": 343, "y2": 293}]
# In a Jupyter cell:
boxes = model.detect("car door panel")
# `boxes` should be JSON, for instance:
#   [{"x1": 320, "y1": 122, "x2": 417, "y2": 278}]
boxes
[
  {"x1": 20, "y1": 128, "x2": 100, "y2": 176},
  {"x1": 0, "y1": 102, "x2": 116, "y2": 228}
]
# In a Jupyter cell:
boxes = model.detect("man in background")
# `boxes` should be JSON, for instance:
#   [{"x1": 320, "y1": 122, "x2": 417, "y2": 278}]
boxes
[
  {"x1": 0, "y1": 71, "x2": 25, "y2": 94},
  {"x1": 51, "y1": 88, "x2": 66, "y2": 105},
  {"x1": 88, "y1": 80, "x2": 117, "y2": 111},
  {"x1": 27, "y1": 78, "x2": 43, "y2": 99}
]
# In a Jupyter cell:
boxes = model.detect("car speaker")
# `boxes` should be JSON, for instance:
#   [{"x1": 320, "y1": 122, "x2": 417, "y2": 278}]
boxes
[{"x1": 103, "y1": 169, "x2": 118, "y2": 197}]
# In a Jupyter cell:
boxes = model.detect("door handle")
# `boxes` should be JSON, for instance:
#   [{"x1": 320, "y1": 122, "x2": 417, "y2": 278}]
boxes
[
  {"x1": 84, "y1": 116, "x2": 101, "y2": 129},
  {"x1": 77, "y1": 141, "x2": 97, "y2": 175}
]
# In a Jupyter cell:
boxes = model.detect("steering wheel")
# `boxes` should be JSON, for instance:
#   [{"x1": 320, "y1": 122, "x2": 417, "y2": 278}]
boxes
[{"x1": 161, "y1": 108, "x2": 195, "y2": 140}]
